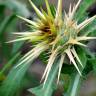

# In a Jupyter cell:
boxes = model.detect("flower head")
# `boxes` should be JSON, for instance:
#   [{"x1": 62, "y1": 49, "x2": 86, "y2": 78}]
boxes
[{"x1": 10, "y1": 0, "x2": 96, "y2": 84}]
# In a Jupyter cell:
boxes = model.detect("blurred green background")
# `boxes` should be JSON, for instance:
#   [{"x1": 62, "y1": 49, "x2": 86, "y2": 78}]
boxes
[{"x1": 0, "y1": 0, "x2": 96, "y2": 96}]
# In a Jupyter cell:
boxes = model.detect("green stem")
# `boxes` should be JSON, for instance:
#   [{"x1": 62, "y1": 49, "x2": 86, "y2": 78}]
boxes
[
  {"x1": 64, "y1": 48, "x2": 87, "y2": 96},
  {"x1": 68, "y1": 74, "x2": 81, "y2": 96}
]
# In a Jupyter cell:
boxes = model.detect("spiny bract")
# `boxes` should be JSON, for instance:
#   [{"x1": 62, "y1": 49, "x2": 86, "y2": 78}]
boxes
[{"x1": 10, "y1": 0, "x2": 96, "y2": 84}]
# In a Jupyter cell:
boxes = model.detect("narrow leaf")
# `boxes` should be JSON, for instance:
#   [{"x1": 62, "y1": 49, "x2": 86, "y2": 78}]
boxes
[
  {"x1": 28, "y1": 0, "x2": 46, "y2": 20},
  {"x1": 28, "y1": 57, "x2": 61, "y2": 96}
]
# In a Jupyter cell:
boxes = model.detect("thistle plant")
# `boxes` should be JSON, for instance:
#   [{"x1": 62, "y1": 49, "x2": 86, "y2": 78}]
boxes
[
  {"x1": 10, "y1": 0, "x2": 96, "y2": 84},
  {"x1": 1, "y1": 0, "x2": 96, "y2": 96}
]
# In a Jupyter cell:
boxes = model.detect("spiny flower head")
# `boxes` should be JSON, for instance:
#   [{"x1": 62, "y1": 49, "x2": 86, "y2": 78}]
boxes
[{"x1": 10, "y1": 0, "x2": 96, "y2": 84}]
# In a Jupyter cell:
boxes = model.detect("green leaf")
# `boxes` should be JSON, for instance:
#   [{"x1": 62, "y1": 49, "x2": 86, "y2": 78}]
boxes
[
  {"x1": 88, "y1": 20, "x2": 96, "y2": 36},
  {"x1": 0, "y1": 0, "x2": 30, "y2": 17},
  {"x1": 32, "y1": 0, "x2": 44, "y2": 6},
  {"x1": 0, "y1": 52, "x2": 34, "y2": 96},
  {"x1": 65, "y1": 48, "x2": 87, "y2": 96},
  {"x1": 0, "y1": 15, "x2": 15, "y2": 35},
  {"x1": 89, "y1": 58, "x2": 96, "y2": 74},
  {"x1": 77, "y1": 47, "x2": 87, "y2": 68},
  {"x1": 50, "y1": 4, "x2": 56, "y2": 18},
  {"x1": 65, "y1": 74, "x2": 81, "y2": 96},
  {"x1": 61, "y1": 64, "x2": 75, "y2": 75},
  {"x1": 0, "y1": 15, "x2": 15, "y2": 59},
  {"x1": 11, "y1": 41, "x2": 24, "y2": 55},
  {"x1": 0, "y1": 61, "x2": 32, "y2": 96},
  {"x1": 75, "y1": 0, "x2": 95, "y2": 21},
  {"x1": 0, "y1": 45, "x2": 46, "y2": 96},
  {"x1": 28, "y1": 57, "x2": 61, "y2": 96},
  {"x1": 82, "y1": 19, "x2": 96, "y2": 36},
  {"x1": 0, "y1": 5, "x2": 5, "y2": 22},
  {"x1": 0, "y1": 52, "x2": 20, "y2": 76}
]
